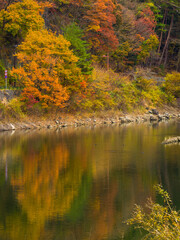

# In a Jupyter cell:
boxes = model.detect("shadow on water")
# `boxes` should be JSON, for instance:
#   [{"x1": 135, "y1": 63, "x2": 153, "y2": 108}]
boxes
[{"x1": 0, "y1": 120, "x2": 180, "y2": 240}]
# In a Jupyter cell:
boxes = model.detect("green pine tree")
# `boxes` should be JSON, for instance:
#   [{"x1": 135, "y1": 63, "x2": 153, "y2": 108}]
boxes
[{"x1": 63, "y1": 23, "x2": 93, "y2": 75}]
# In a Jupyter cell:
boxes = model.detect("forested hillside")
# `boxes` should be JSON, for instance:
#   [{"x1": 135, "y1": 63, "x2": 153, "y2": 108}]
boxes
[{"x1": 0, "y1": 0, "x2": 179, "y2": 113}]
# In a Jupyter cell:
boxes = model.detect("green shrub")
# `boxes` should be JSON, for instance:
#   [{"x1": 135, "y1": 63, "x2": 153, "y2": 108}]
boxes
[
  {"x1": 0, "y1": 61, "x2": 5, "y2": 87},
  {"x1": 112, "y1": 81, "x2": 141, "y2": 111},
  {"x1": 77, "y1": 66, "x2": 177, "y2": 112},
  {"x1": 164, "y1": 72, "x2": 180, "y2": 98},
  {"x1": 0, "y1": 98, "x2": 25, "y2": 120},
  {"x1": 8, "y1": 98, "x2": 25, "y2": 118},
  {"x1": 0, "y1": 101, "x2": 6, "y2": 118},
  {"x1": 133, "y1": 77, "x2": 155, "y2": 91},
  {"x1": 127, "y1": 185, "x2": 180, "y2": 240}
]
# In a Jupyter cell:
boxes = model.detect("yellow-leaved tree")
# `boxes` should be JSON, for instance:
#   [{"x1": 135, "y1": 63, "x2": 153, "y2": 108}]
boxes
[
  {"x1": 0, "y1": 0, "x2": 44, "y2": 40},
  {"x1": 0, "y1": 0, "x2": 46, "y2": 72},
  {"x1": 11, "y1": 29, "x2": 86, "y2": 108}
]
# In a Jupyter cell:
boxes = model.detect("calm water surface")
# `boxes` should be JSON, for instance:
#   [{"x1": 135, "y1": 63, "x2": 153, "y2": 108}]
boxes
[{"x1": 0, "y1": 121, "x2": 180, "y2": 240}]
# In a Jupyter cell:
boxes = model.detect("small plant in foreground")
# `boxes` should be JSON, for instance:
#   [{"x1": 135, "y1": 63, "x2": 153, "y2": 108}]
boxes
[{"x1": 127, "y1": 184, "x2": 180, "y2": 240}]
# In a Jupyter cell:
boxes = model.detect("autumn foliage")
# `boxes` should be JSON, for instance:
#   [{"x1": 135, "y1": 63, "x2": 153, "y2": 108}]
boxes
[
  {"x1": 135, "y1": 6, "x2": 157, "y2": 39},
  {"x1": 0, "y1": 0, "x2": 179, "y2": 111},
  {"x1": 84, "y1": 0, "x2": 119, "y2": 53},
  {"x1": 0, "y1": 0, "x2": 44, "y2": 39},
  {"x1": 11, "y1": 29, "x2": 85, "y2": 108}
]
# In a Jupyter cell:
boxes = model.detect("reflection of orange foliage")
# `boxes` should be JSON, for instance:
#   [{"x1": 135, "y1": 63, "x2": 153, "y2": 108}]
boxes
[
  {"x1": 1, "y1": 143, "x2": 70, "y2": 240},
  {"x1": 89, "y1": 180, "x2": 118, "y2": 240},
  {"x1": 11, "y1": 144, "x2": 68, "y2": 187},
  {"x1": 11, "y1": 144, "x2": 70, "y2": 223},
  {"x1": 10, "y1": 138, "x2": 89, "y2": 237}
]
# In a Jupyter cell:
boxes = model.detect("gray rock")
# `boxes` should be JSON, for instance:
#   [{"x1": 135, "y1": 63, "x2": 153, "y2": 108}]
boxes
[
  {"x1": 119, "y1": 117, "x2": 134, "y2": 124},
  {"x1": 150, "y1": 115, "x2": 158, "y2": 121},
  {"x1": 111, "y1": 119, "x2": 116, "y2": 124},
  {"x1": 162, "y1": 136, "x2": 180, "y2": 144},
  {"x1": 86, "y1": 118, "x2": 91, "y2": 122},
  {"x1": 119, "y1": 117, "x2": 126, "y2": 123},
  {"x1": 152, "y1": 109, "x2": 159, "y2": 115},
  {"x1": 158, "y1": 115, "x2": 163, "y2": 121},
  {"x1": 164, "y1": 112, "x2": 170, "y2": 119},
  {"x1": 136, "y1": 117, "x2": 143, "y2": 123},
  {"x1": 0, "y1": 124, "x2": 6, "y2": 131},
  {"x1": 61, "y1": 124, "x2": 67, "y2": 127},
  {"x1": 21, "y1": 123, "x2": 31, "y2": 129},
  {"x1": 30, "y1": 123, "x2": 37, "y2": 128},
  {"x1": 171, "y1": 114, "x2": 176, "y2": 119},
  {"x1": 126, "y1": 117, "x2": 134, "y2": 123},
  {"x1": 143, "y1": 115, "x2": 150, "y2": 122},
  {"x1": 0, "y1": 123, "x2": 16, "y2": 131},
  {"x1": 9, "y1": 123, "x2": 15, "y2": 130}
]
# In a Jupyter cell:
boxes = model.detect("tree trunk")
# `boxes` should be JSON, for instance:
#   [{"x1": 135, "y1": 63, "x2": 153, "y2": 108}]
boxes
[
  {"x1": 177, "y1": 49, "x2": 180, "y2": 72},
  {"x1": 159, "y1": 13, "x2": 174, "y2": 66},
  {"x1": 164, "y1": 42, "x2": 169, "y2": 67},
  {"x1": 158, "y1": 8, "x2": 167, "y2": 53}
]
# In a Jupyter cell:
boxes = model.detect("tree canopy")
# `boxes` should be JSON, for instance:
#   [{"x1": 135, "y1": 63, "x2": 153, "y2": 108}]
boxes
[{"x1": 0, "y1": 0, "x2": 179, "y2": 109}]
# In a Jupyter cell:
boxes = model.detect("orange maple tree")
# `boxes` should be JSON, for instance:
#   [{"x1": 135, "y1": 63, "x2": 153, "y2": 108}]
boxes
[
  {"x1": 84, "y1": 0, "x2": 119, "y2": 53},
  {"x1": 12, "y1": 54, "x2": 69, "y2": 109},
  {"x1": 135, "y1": 6, "x2": 157, "y2": 39},
  {"x1": 11, "y1": 29, "x2": 85, "y2": 108}
]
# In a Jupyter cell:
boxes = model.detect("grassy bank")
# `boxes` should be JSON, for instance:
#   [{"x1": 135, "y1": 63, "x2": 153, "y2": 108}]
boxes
[{"x1": 0, "y1": 67, "x2": 179, "y2": 123}]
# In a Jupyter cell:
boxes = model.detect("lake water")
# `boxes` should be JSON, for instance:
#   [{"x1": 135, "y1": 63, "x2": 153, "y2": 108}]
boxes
[{"x1": 0, "y1": 120, "x2": 180, "y2": 240}]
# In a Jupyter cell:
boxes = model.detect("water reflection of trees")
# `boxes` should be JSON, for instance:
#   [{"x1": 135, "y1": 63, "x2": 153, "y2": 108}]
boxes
[
  {"x1": 0, "y1": 121, "x2": 179, "y2": 240},
  {"x1": 0, "y1": 131, "x2": 90, "y2": 240}
]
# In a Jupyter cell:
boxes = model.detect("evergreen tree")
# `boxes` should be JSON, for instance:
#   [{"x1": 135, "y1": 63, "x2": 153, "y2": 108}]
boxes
[{"x1": 63, "y1": 23, "x2": 93, "y2": 75}]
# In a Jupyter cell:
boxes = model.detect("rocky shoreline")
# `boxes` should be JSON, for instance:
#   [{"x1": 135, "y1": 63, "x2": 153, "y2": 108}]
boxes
[
  {"x1": 0, "y1": 108, "x2": 180, "y2": 132},
  {"x1": 162, "y1": 136, "x2": 180, "y2": 145}
]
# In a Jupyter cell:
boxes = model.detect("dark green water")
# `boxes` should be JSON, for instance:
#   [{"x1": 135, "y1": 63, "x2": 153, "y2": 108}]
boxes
[{"x1": 0, "y1": 121, "x2": 180, "y2": 240}]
